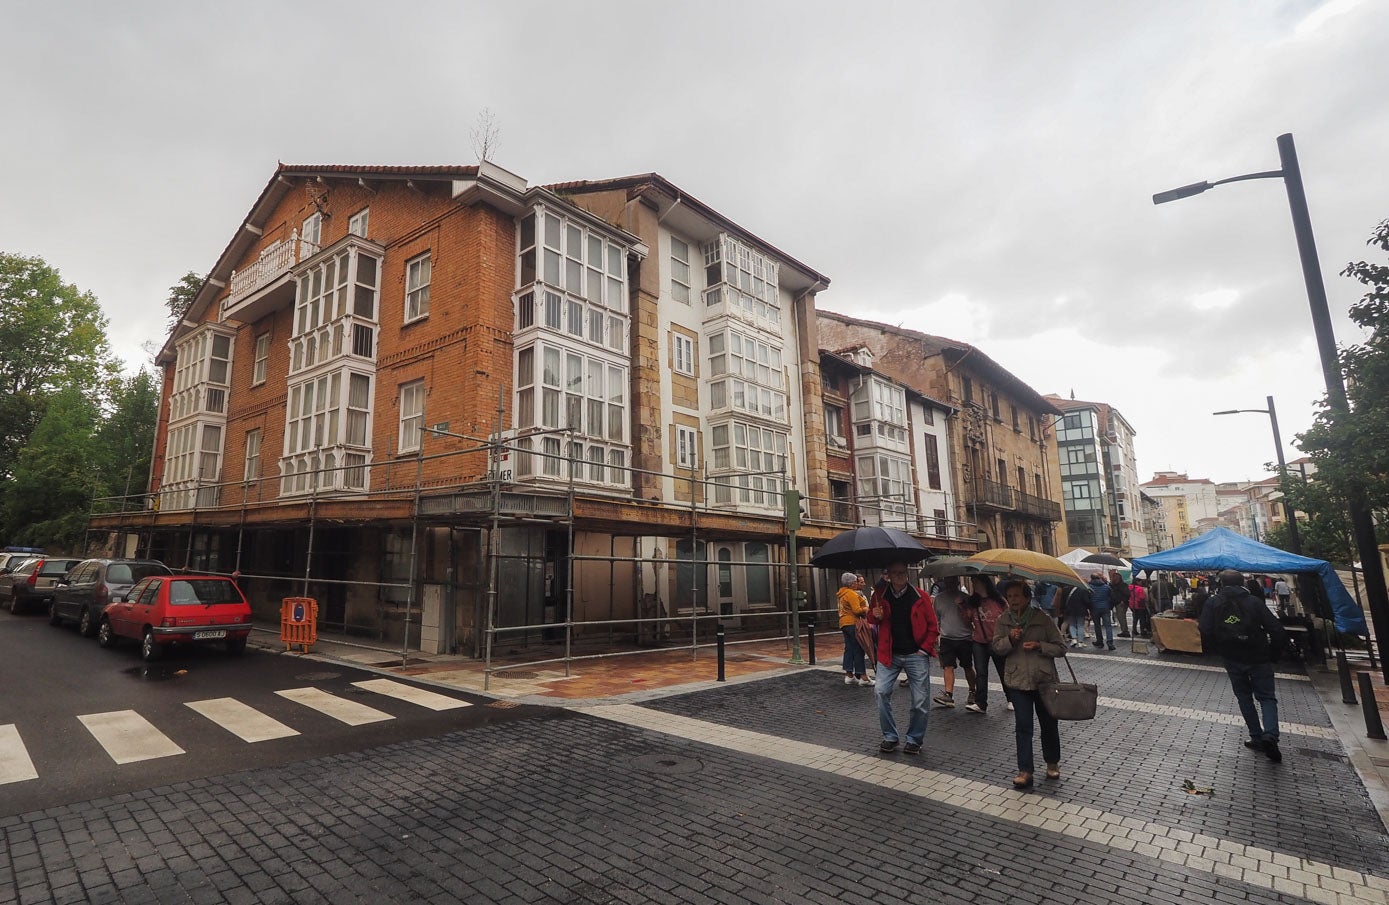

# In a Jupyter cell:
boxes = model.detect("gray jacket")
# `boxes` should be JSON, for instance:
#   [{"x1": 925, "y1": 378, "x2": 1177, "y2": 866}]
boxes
[{"x1": 991, "y1": 608, "x2": 1069, "y2": 691}]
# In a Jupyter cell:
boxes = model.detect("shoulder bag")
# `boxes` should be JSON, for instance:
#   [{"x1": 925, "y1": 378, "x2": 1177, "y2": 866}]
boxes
[{"x1": 1038, "y1": 655, "x2": 1098, "y2": 721}]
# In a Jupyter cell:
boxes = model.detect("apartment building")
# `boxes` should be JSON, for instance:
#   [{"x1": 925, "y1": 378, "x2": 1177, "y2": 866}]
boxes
[
  {"x1": 816, "y1": 313, "x2": 1065, "y2": 554},
  {"x1": 1043, "y1": 395, "x2": 1148, "y2": 557},
  {"x1": 93, "y1": 162, "x2": 842, "y2": 652},
  {"x1": 1140, "y1": 472, "x2": 1220, "y2": 545}
]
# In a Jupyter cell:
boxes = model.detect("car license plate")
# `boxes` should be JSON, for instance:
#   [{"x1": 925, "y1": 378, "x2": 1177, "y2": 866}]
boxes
[{"x1": 193, "y1": 630, "x2": 226, "y2": 640}]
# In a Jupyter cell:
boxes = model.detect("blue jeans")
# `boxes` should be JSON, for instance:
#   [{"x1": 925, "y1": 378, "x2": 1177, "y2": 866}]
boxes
[
  {"x1": 1066, "y1": 615, "x2": 1087, "y2": 643},
  {"x1": 842, "y1": 626, "x2": 865, "y2": 676},
  {"x1": 1007, "y1": 688, "x2": 1060, "y2": 773},
  {"x1": 1224, "y1": 659, "x2": 1279, "y2": 743},
  {"x1": 1091, "y1": 608, "x2": 1114, "y2": 646},
  {"x1": 876, "y1": 652, "x2": 931, "y2": 746}
]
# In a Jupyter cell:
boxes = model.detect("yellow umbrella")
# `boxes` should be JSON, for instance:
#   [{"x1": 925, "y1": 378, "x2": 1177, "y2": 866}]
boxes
[{"x1": 966, "y1": 548, "x2": 1086, "y2": 588}]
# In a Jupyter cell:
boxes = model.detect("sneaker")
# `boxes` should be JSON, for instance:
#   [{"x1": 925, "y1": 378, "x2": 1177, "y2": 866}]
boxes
[
  {"x1": 966, "y1": 691, "x2": 976, "y2": 707},
  {"x1": 1006, "y1": 701, "x2": 1014, "y2": 711},
  {"x1": 1118, "y1": 633, "x2": 1131, "y2": 638},
  {"x1": 844, "y1": 674, "x2": 855, "y2": 685},
  {"x1": 1264, "y1": 740, "x2": 1283, "y2": 764},
  {"x1": 1107, "y1": 644, "x2": 1116, "y2": 651},
  {"x1": 898, "y1": 675, "x2": 908, "y2": 686},
  {"x1": 933, "y1": 692, "x2": 955, "y2": 708},
  {"x1": 857, "y1": 677, "x2": 873, "y2": 686},
  {"x1": 879, "y1": 739, "x2": 899, "y2": 753},
  {"x1": 1092, "y1": 641, "x2": 1104, "y2": 648},
  {"x1": 903, "y1": 741, "x2": 921, "y2": 755},
  {"x1": 866, "y1": 671, "x2": 877, "y2": 680},
  {"x1": 1243, "y1": 740, "x2": 1264, "y2": 751},
  {"x1": 965, "y1": 703, "x2": 985, "y2": 714}
]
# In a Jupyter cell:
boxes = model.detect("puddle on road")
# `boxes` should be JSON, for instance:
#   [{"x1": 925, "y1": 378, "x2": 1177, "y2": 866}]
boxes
[{"x1": 125, "y1": 665, "x2": 189, "y2": 681}]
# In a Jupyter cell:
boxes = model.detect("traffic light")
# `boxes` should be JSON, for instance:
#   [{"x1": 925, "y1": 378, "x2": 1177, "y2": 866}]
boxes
[{"x1": 784, "y1": 489, "x2": 802, "y2": 531}]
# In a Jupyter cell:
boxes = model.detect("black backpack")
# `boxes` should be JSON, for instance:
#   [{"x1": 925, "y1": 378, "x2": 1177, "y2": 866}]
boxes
[{"x1": 1209, "y1": 590, "x2": 1268, "y2": 659}]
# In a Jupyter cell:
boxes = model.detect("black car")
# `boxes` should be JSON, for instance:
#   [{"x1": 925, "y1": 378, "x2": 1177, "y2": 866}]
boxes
[
  {"x1": 51, "y1": 559, "x2": 173, "y2": 636},
  {"x1": 4, "y1": 557, "x2": 83, "y2": 615}
]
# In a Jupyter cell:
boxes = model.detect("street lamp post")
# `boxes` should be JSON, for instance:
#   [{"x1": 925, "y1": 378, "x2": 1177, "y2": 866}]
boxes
[
  {"x1": 1157, "y1": 133, "x2": 1389, "y2": 682},
  {"x1": 1212, "y1": 395, "x2": 1303, "y2": 555}
]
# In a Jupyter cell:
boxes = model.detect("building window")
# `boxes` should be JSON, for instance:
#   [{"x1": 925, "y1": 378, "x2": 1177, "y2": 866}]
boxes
[
  {"x1": 710, "y1": 421, "x2": 787, "y2": 506},
  {"x1": 924, "y1": 434, "x2": 942, "y2": 490},
  {"x1": 700, "y1": 235, "x2": 780, "y2": 325},
  {"x1": 1017, "y1": 466, "x2": 1026, "y2": 493},
  {"x1": 1028, "y1": 416, "x2": 1037, "y2": 440},
  {"x1": 302, "y1": 212, "x2": 322, "y2": 248},
  {"x1": 348, "y1": 208, "x2": 369, "y2": 237},
  {"x1": 922, "y1": 405, "x2": 934, "y2": 426},
  {"x1": 199, "y1": 424, "x2": 222, "y2": 482},
  {"x1": 405, "y1": 253, "x2": 431, "y2": 323},
  {"x1": 707, "y1": 330, "x2": 786, "y2": 421},
  {"x1": 675, "y1": 425, "x2": 698, "y2": 469},
  {"x1": 825, "y1": 404, "x2": 846, "y2": 448},
  {"x1": 398, "y1": 380, "x2": 424, "y2": 453},
  {"x1": 673, "y1": 334, "x2": 695, "y2": 376},
  {"x1": 671, "y1": 236, "x2": 692, "y2": 304},
  {"x1": 252, "y1": 333, "x2": 270, "y2": 385},
  {"x1": 990, "y1": 392, "x2": 1000, "y2": 421},
  {"x1": 962, "y1": 376, "x2": 973, "y2": 405},
  {"x1": 934, "y1": 508, "x2": 948, "y2": 536},
  {"x1": 244, "y1": 429, "x2": 261, "y2": 483},
  {"x1": 1011, "y1": 404, "x2": 1020, "y2": 431}
]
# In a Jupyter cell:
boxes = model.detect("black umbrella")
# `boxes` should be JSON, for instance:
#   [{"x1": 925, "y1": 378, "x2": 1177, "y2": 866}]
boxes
[
  {"x1": 809, "y1": 526, "x2": 930, "y2": 570},
  {"x1": 1081, "y1": 552, "x2": 1129, "y2": 567}
]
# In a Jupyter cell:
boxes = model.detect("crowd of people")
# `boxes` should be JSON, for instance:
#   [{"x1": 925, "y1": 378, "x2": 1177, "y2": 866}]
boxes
[{"x1": 838, "y1": 561, "x2": 1293, "y2": 786}]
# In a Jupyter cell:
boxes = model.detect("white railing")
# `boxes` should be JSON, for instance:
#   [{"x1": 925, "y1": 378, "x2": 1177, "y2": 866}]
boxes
[
  {"x1": 288, "y1": 314, "x2": 378, "y2": 376},
  {"x1": 226, "y1": 230, "x2": 320, "y2": 308},
  {"x1": 279, "y1": 446, "x2": 372, "y2": 497}
]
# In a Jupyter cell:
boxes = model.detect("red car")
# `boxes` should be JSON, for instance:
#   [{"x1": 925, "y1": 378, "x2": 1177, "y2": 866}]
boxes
[{"x1": 97, "y1": 574, "x2": 254, "y2": 661}]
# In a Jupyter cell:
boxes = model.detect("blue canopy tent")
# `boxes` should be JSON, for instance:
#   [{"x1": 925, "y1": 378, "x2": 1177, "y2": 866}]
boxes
[{"x1": 1131, "y1": 527, "x2": 1367, "y2": 634}]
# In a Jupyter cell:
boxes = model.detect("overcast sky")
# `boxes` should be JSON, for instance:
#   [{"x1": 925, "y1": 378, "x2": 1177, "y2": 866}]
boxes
[{"x1": 3, "y1": 0, "x2": 1385, "y2": 486}]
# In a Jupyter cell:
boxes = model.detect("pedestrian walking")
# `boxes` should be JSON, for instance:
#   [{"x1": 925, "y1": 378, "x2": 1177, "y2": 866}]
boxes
[
  {"x1": 1062, "y1": 582, "x2": 1092, "y2": 647},
  {"x1": 992, "y1": 579, "x2": 1068, "y2": 788},
  {"x1": 1128, "y1": 580, "x2": 1151, "y2": 637},
  {"x1": 837, "y1": 572, "x2": 870, "y2": 686},
  {"x1": 1198, "y1": 569, "x2": 1290, "y2": 763},
  {"x1": 1110, "y1": 571, "x2": 1132, "y2": 638},
  {"x1": 932, "y1": 575, "x2": 977, "y2": 709},
  {"x1": 1274, "y1": 577, "x2": 1292, "y2": 616},
  {"x1": 868, "y1": 561, "x2": 940, "y2": 756},
  {"x1": 967, "y1": 576, "x2": 1007, "y2": 714},
  {"x1": 1087, "y1": 571, "x2": 1115, "y2": 650},
  {"x1": 855, "y1": 574, "x2": 876, "y2": 680}
]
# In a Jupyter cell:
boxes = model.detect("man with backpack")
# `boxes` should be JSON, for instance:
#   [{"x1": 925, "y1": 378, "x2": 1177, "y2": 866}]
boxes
[{"x1": 1199, "y1": 569, "x2": 1290, "y2": 763}]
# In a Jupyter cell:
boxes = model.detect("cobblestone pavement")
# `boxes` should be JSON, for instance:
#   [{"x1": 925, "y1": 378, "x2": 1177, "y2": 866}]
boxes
[{"x1": 2, "y1": 653, "x2": 1388, "y2": 904}]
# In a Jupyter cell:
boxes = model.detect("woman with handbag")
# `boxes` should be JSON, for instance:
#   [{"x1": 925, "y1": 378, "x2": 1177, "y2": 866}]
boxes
[
  {"x1": 991, "y1": 578, "x2": 1069, "y2": 789},
  {"x1": 837, "y1": 572, "x2": 870, "y2": 685}
]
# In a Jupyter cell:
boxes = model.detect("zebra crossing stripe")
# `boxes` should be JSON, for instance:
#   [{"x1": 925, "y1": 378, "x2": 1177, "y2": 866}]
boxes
[
  {"x1": 275, "y1": 687, "x2": 394, "y2": 726},
  {"x1": 0, "y1": 724, "x2": 38, "y2": 785},
  {"x1": 77, "y1": 710, "x2": 185, "y2": 765},
  {"x1": 352, "y1": 679, "x2": 471, "y2": 711},
  {"x1": 185, "y1": 698, "x2": 300, "y2": 742}
]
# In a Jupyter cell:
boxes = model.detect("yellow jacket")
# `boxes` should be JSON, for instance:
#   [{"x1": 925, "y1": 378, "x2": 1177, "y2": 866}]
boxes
[{"x1": 837, "y1": 586, "x2": 868, "y2": 627}]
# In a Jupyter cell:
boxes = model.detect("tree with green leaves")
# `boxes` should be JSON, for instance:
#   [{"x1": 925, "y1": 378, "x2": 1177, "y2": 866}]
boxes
[
  {"x1": 0, "y1": 253, "x2": 117, "y2": 486},
  {"x1": 93, "y1": 370, "x2": 161, "y2": 509},
  {"x1": 1261, "y1": 474, "x2": 1355, "y2": 564},
  {"x1": 2, "y1": 385, "x2": 100, "y2": 550},
  {"x1": 1291, "y1": 218, "x2": 1389, "y2": 557},
  {"x1": 166, "y1": 271, "x2": 205, "y2": 329}
]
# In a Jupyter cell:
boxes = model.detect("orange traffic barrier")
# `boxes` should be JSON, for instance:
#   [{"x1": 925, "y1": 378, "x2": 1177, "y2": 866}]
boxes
[{"x1": 280, "y1": 597, "x2": 318, "y2": 652}]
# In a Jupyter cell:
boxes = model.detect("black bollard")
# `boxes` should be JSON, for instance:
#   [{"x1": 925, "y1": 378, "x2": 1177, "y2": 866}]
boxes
[
  {"x1": 1339, "y1": 650, "x2": 1358, "y2": 705},
  {"x1": 716, "y1": 623, "x2": 726, "y2": 682},
  {"x1": 806, "y1": 619, "x2": 816, "y2": 665},
  {"x1": 1357, "y1": 672, "x2": 1387, "y2": 740}
]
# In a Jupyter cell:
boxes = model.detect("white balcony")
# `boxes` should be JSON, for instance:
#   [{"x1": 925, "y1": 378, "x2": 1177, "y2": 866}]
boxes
[
  {"x1": 279, "y1": 446, "x2": 371, "y2": 497},
  {"x1": 222, "y1": 230, "x2": 320, "y2": 322},
  {"x1": 289, "y1": 314, "x2": 378, "y2": 377}
]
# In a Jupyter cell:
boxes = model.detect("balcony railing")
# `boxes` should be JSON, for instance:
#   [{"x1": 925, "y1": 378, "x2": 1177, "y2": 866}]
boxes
[
  {"x1": 1016, "y1": 489, "x2": 1063, "y2": 521},
  {"x1": 966, "y1": 477, "x2": 1015, "y2": 510},
  {"x1": 225, "y1": 230, "x2": 319, "y2": 313}
]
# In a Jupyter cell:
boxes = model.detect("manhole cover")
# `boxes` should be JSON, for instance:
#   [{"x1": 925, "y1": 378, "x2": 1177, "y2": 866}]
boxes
[
  {"x1": 1294, "y1": 747, "x2": 1348, "y2": 764},
  {"x1": 630, "y1": 754, "x2": 703, "y2": 775},
  {"x1": 494, "y1": 670, "x2": 540, "y2": 680},
  {"x1": 487, "y1": 701, "x2": 521, "y2": 709},
  {"x1": 295, "y1": 671, "x2": 342, "y2": 682}
]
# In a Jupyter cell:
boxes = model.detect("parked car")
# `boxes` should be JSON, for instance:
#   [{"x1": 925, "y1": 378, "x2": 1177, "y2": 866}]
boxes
[
  {"x1": 4, "y1": 557, "x2": 83, "y2": 614},
  {"x1": 0, "y1": 552, "x2": 39, "y2": 577},
  {"x1": 97, "y1": 574, "x2": 253, "y2": 661},
  {"x1": 51, "y1": 559, "x2": 173, "y2": 636}
]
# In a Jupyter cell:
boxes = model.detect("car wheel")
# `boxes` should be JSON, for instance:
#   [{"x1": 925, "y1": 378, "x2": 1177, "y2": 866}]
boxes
[
  {"x1": 141, "y1": 629, "x2": 162, "y2": 662},
  {"x1": 226, "y1": 636, "x2": 247, "y2": 656},
  {"x1": 48, "y1": 601, "x2": 62, "y2": 626},
  {"x1": 79, "y1": 607, "x2": 99, "y2": 637},
  {"x1": 97, "y1": 619, "x2": 117, "y2": 649}
]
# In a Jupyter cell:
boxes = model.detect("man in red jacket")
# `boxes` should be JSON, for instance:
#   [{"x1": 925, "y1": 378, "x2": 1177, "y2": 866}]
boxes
[{"x1": 869, "y1": 561, "x2": 940, "y2": 755}]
